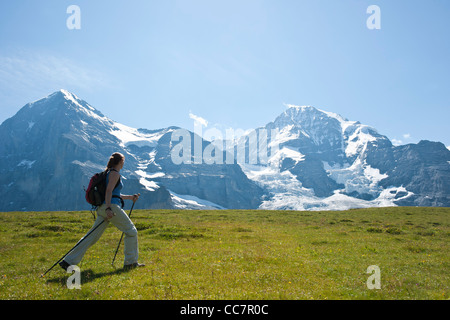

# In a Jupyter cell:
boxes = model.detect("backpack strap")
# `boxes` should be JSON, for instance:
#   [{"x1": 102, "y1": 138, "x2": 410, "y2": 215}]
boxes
[
  {"x1": 107, "y1": 168, "x2": 121, "y2": 189},
  {"x1": 107, "y1": 168, "x2": 123, "y2": 208},
  {"x1": 112, "y1": 195, "x2": 124, "y2": 209}
]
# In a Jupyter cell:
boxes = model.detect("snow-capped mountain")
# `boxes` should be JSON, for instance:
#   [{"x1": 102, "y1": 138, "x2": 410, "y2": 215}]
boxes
[
  {"x1": 0, "y1": 90, "x2": 263, "y2": 211},
  {"x1": 0, "y1": 90, "x2": 449, "y2": 212},
  {"x1": 232, "y1": 105, "x2": 450, "y2": 210}
]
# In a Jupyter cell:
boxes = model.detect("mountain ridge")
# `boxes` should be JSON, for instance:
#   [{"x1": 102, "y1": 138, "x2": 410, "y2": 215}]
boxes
[{"x1": 1, "y1": 90, "x2": 449, "y2": 211}]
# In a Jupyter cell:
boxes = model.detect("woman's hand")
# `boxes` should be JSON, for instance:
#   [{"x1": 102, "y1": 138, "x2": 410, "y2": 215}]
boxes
[
  {"x1": 132, "y1": 193, "x2": 140, "y2": 203},
  {"x1": 105, "y1": 207, "x2": 115, "y2": 220}
]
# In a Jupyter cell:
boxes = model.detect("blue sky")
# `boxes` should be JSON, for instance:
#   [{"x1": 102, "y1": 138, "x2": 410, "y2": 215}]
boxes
[{"x1": 0, "y1": 0, "x2": 449, "y2": 146}]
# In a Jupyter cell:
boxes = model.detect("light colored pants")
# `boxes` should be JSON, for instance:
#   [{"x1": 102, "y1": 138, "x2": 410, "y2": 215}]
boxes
[{"x1": 64, "y1": 204, "x2": 138, "y2": 266}]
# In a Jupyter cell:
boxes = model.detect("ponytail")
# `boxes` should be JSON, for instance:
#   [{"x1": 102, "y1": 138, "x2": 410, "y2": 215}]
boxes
[{"x1": 106, "y1": 152, "x2": 124, "y2": 170}]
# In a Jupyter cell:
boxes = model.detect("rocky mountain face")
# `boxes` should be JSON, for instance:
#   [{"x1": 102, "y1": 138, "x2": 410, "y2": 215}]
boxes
[
  {"x1": 366, "y1": 140, "x2": 450, "y2": 207},
  {"x1": 0, "y1": 91, "x2": 449, "y2": 212}
]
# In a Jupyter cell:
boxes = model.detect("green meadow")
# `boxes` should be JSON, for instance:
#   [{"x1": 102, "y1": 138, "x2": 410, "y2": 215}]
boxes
[{"x1": 0, "y1": 207, "x2": 448, "y2": 300}]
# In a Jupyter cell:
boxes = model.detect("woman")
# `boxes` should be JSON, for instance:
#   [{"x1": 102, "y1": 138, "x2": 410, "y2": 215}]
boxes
[{"x1": 60, "y1": 152, "x2": 145, "y2": 270}]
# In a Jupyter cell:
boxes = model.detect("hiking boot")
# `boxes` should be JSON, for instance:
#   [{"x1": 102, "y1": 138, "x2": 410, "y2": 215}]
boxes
[
  {"x1": 124, "y1": 262, "x2": 145, "y2": 270},
  {"x1": 59, "y1": 260, "x2": 70, "y2": 271}
]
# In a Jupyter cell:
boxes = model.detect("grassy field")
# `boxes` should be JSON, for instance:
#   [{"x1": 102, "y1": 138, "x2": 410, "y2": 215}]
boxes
[{"x1": 0, "y1": 207, "x2": 448, "y2": 300}]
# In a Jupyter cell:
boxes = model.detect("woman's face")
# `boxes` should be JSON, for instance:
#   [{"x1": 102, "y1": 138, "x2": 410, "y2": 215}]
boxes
[{"x1": 119, "y1": 157, "x2": 125, "y2": 169}]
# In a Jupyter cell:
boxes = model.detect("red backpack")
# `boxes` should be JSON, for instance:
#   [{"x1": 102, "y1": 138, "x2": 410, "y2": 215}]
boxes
[{"x1": 85, "y1": 169, "x2": 121, "y2": 208}]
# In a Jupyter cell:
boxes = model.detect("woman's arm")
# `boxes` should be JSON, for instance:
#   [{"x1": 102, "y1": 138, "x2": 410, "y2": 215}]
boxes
[{"x1": 121, "y1": 193, "x2": 140, "y2": 202}]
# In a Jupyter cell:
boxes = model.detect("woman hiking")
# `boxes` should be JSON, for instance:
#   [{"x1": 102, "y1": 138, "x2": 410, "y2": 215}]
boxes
[{"x1": 60, "y1": 152, "x2": 145, "y2": 270}]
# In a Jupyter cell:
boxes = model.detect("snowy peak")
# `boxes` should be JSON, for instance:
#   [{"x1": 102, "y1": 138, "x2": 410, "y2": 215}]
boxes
[
  {"x1": 58, "y1": 89, "x2": 108, "y2": 121},
  {"x1": 24, "y1": 89, "x2": 108, "y2": 123},
  {"x1": 273, "y1": 105, "x2": 335, "y2": 127},
  {"x1": 279, "y1": 104, "x2": 349, "y2": 125},
  {"x1": 275, "y1": 104, "x2": 373, "y2": 138},
  {"x1": 267, "y1": 104, "x2": 388, "y2": 160}
]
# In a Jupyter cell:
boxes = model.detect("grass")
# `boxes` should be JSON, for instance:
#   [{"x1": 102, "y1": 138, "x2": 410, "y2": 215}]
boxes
[{"x1": 0, "y1": 207, "x2": 448, "y2": 300}]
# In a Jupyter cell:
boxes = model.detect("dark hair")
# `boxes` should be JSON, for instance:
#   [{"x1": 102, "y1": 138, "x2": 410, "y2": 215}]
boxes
[{"x1": 106, "y1": 152, "x2": 124, "y2": 169}]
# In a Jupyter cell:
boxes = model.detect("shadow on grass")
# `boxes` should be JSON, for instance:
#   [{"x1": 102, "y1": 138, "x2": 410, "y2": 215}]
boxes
[{"x1": 45, "y1": 267, "x2": 130, "y2": 285}]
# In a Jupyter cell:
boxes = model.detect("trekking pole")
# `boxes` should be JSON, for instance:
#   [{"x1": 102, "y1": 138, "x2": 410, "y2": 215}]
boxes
[
  {"x1": 40, "y1": 219, "x2": 105, "y2": 278},
  {"x1": 111, "y1": 200, "x2": 136, "y2": 266}
]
